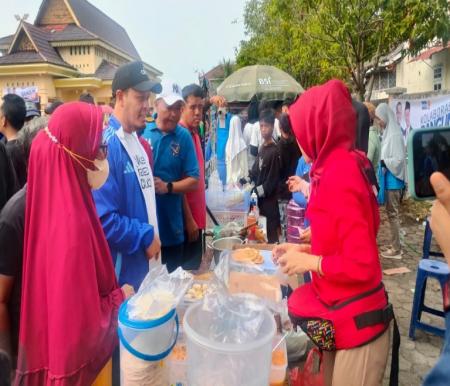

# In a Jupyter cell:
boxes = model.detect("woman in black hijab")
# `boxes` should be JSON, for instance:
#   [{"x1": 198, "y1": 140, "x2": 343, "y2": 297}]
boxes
[{"x1": 352, "y1": 100, "x2": 371, "y2": 154}]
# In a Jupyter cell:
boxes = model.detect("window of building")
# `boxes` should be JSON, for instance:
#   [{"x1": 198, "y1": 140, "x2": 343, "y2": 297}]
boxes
[
  {"x1": 372, "y1": 69, "x2": 396, "y2": 91},
  {"x1": 434, "y1": 65, "x2": 443, "y2": 91},
  {"x1": 87, "y1": 46, "x2": 90, "y2": 54},
  {"x1": 70, "y1": 47, "x2": 72, "y2": 55}
]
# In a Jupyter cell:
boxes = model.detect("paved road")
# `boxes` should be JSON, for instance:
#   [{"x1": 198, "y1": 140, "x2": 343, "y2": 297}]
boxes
[{"x1": 379, "y1": 206, "x2": 444, "y2": 386}]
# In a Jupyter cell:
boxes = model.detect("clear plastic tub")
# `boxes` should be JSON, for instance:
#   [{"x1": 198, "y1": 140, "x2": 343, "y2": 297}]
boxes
[
  {"x1": 183, "y1": 302, "x2": 276, "y2": 386},
  {"x1": 270, "y1": 336, "x2": 288, "y2": 386},
  {"x1": 166, "y1": 331, "x2": 188, "y2": 386}
]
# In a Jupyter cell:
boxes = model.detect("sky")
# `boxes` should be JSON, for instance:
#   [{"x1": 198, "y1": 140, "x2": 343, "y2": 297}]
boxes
[{"x1": 0, "y1": 0, "x2": 248, "y2": 85}]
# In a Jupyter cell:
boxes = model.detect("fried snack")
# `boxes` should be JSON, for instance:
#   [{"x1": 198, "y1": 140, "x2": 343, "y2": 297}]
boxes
[
  {"x1": 170, "y1": 344, "x2": 187, "y2": 361},
  {"x1": 185, "y1": 283, "x2": 208, "y2": 300},
  {"x1": 193, "y1": 272, "x2": 213, "y2": 281},
  {"x1": 255, "y1": 228, "x2": 267, "y2": 243},
  {"x1": 232, "y1": 247, "x2": 264, "y2": 264}
]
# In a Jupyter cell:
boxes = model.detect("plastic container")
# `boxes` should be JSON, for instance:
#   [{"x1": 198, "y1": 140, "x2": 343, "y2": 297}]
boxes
[
  {"x1": 183, "y1": 303, "x2": 276, "y2": 386},
  {"x1": 166, "y1": 331, "x2": 188, "y2": 386},
  {"x1": 270, "y1": 336, "x2": 288, "y2": 386},
  {"x1": 287, "y1": 205, "x2": 305, "y2": 217},
  {"x1": 118, "y1": 299, "x2": 179, "y2": 362}
]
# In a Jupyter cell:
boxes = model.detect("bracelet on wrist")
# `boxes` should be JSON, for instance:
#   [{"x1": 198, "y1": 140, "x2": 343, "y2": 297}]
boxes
[{"x1": 317, "y1": 256, "x2": 323, "y2": 276}]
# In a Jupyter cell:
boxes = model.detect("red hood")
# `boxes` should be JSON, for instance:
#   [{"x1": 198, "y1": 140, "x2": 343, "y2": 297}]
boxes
[{"x1": 289, "y1": 79, "x2": 356, "y2": 182}]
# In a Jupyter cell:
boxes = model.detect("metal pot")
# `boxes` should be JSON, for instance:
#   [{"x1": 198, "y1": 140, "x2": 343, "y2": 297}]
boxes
[{"x1": 209, "y1": 237, "x2": 243, "y2": 265}]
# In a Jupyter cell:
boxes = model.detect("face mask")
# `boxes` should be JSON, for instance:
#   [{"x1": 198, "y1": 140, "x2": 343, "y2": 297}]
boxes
[
  {"x1": 87, "y1": 158, "x2": 109, "y2": 190},
  {"x1": 44, "y1": 127, "x2": 109, "y2": 190}
]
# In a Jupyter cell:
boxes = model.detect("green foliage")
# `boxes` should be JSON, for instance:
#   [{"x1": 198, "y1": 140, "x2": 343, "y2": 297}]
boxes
[{"x1": 236, "y1": 0, "x2": 450, "y2": 99}]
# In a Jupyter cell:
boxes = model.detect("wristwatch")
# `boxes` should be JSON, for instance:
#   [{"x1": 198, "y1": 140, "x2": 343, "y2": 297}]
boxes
[{"x1": 166, "y1": 182, "x2": 173, "y2": 194}]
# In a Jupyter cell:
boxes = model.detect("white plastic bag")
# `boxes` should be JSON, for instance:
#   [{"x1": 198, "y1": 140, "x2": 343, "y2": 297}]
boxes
[{"x1": 127, "y1": 265, "x2": 193, "y2": 320}]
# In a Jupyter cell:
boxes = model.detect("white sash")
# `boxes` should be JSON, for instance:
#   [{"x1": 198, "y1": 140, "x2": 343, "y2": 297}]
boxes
[{"x1": 116, "y1": 127, "x2": 159, "y2": 237}]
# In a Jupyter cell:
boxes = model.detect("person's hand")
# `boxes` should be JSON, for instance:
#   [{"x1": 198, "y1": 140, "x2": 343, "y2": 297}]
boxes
[
  {"x1": 121, "y1": 284, "x2": 135, "y2": 299},
  {"x1": 287, "y1": 176, "x2": 302, "y2": 192},
  {"x1": 430, "y1": 172, "x2": 450, "y2": 261},
  {"x1": 146, "y1": 234, "x2": 161, "y2": 260},
  {"x1": 154, "y1": 177, "x2": 168, "y2": 194},
  {"x1": 277, "y1": 251, "x2": 319, "y2": 276},
  {"x1": 300, "y1": 227, "x2": 311, "y2": 243},
  {"x1": 272, "y1": 243, "x2": 311, "y2": 264},
  {"x1": 186, "y1": 219, "x2": 199, "y2": 242},
  {"x1": 288, "y1": 176, "x2": 310, "y2": 198}
]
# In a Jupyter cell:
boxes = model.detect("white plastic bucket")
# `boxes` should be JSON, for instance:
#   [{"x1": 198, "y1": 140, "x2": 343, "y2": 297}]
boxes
[
  {"x1": 183, "y1": 302, "x2": 276, "y2": 386},
  {"x1": 118, "y1": 299, "x2": 179, "y2": 361}
]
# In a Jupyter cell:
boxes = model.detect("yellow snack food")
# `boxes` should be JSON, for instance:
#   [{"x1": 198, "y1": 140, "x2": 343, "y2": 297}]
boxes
[
  {"x1": 232, "y1": 248, "x2": 264, "y2": 264},
  {"x1": 170, "y1": 344, "x2": 187, "y2": 361}
]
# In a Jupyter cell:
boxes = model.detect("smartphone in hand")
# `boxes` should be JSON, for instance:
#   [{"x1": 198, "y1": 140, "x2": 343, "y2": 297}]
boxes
[{"x1": 408, "y1": 127, "x2": 450, "y2": 200}]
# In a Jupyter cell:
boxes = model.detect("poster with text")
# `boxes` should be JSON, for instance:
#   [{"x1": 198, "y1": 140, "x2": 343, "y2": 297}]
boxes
[
  {"x1": 390, "y1": 94, "x2": 450, "y2": 142},
  {"x1": 2, "y1": 86, "x2": 39, "y2": 103}
]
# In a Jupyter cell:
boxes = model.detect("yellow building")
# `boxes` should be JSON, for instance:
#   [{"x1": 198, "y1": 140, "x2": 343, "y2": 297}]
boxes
[{"x1": 0, "y1": 0, "x2": 162, "y2": 109}]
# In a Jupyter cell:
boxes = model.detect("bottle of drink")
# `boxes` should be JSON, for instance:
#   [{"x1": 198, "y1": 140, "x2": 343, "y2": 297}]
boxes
[{"x1": 247, "y1": 192, "x2": 259, "y2": 241}]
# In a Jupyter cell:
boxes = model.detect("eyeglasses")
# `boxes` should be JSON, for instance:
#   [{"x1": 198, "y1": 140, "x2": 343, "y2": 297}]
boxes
[{"x1": 99, "y1": 142, "x2": 108, "y2": 157}]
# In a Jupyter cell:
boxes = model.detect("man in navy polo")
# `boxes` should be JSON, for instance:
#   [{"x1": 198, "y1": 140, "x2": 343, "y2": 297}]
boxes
[{"x1": 148, "y1": 81, "x2": 199, "y2": 272}]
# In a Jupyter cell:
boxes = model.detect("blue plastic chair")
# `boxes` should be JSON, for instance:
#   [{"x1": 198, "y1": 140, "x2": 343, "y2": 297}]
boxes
[
  {"x1": 422, "y1": 218, "x2": 444, "y2": 259},
  {"x1": 409, "y1": 219, "x2": 449, "y2": 340}
]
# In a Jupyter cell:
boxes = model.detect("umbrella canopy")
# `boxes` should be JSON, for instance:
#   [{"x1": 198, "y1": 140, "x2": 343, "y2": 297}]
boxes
[{"x1": 217, "y1": 65, "x2": 304, "y2": 103}]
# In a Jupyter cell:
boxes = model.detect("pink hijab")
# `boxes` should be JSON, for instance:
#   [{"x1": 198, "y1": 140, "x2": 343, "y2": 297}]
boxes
[{"x1": 16, "y1": 102, "x2": 124, "y2": 385}]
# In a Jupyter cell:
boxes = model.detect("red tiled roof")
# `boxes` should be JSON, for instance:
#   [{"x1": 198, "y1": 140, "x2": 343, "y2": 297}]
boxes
[{"x1": 410, "y1": 43, "x2": 450, "y2": 62}]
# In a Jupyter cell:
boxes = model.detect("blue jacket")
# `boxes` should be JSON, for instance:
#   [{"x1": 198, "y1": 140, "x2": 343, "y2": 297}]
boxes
[
  {"x1": 93, "y1": 116, "x2": 154, "y2": 290},
  {"x1": 423, "y1": 312, "x2": 450, "y2": 385}
]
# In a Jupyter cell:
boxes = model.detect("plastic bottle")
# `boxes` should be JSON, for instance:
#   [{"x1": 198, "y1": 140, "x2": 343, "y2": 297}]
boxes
[
  {"x1": 250, "y1": 192, "x2": 259, "y2": 219},
  {"x1": 247, "y1": 192, "x2": 260, "y2": 241}
]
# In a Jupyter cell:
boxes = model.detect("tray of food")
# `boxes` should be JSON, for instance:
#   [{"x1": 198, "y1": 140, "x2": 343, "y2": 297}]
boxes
[{"x1": 230, "y1": 247, "x2": 277, "y2": 274}]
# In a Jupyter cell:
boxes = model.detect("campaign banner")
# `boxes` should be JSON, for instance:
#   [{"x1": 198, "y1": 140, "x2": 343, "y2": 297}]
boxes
[
  {"x1": 390, "y1": 94, "x2": 450, "y2": 141},
  {"x1": 3, "y1": 86, "x2": 39, "y2": 103}
]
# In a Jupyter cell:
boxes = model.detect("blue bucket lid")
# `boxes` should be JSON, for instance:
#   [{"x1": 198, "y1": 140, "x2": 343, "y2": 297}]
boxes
[{"x1": 118, "y1": 299, "x2": 176, "y2": 329}]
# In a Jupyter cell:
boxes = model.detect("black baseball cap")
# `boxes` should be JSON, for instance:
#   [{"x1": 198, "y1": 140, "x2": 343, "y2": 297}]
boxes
[{"x1": 112, "y1": 61, "x2": 162, "y2": 96}]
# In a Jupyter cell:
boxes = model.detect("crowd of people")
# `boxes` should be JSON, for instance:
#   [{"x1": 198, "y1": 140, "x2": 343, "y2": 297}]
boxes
[{"x1": 0, "y1": 60, "x2": 449, "y2": 386}]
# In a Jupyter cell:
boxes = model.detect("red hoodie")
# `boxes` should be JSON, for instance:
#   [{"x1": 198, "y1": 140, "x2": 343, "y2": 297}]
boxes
[{"x1": 288, "y1": 80, "x2": 386, "y2": 349}]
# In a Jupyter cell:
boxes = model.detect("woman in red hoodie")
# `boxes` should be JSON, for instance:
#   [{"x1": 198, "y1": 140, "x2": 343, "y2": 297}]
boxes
[{"x1": 273, "y1": 80, "x2": 392, "y2": 386}]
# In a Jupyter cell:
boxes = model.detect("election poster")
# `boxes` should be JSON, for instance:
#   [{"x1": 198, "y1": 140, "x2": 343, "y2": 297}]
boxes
[
  {"x1": 2, "y1": 86, "x2": 39, "y2": 103},
  {"x1": 390, "y1": 94, "x2": 450, "y2": 142}
]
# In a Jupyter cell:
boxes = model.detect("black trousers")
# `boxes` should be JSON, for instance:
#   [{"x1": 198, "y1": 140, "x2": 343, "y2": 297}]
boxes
[
  {"x1": 182, "y1": 230, "x2": 203, "y2": 270},
  {"x1": 161, "y1": 244, "x2": 184, "y2": 273},
  {"x1": 259, "y1": 196, "x2": 280, "y2": 243}
]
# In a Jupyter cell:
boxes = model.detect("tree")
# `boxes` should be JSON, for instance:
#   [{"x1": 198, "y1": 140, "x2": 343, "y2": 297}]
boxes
[
  {"x1": 236, "y1": 0, "x2": 450, "y2": 100},
  {"x1": 221, "y1": 58, "x2": 236, "y2": 78}
]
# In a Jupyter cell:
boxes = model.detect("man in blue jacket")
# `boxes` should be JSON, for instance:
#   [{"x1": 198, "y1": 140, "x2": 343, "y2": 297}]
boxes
[
  {"x1": 147, "y1": 81, "x2": 199, "y2": 272},
  {"x1": 93, "y1": 61, "x2": 162, "y2": 290}
]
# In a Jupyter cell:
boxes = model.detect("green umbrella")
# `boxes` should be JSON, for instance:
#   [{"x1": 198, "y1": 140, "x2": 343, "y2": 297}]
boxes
[{"x1": 216, "y1": 65, "x2": 304, "y2": 103}]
